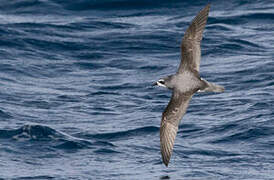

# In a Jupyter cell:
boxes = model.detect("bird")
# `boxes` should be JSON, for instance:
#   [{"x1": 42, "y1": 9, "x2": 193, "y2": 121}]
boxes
[{"x1": 153, "y1": 4, "x2": 224, "y2": 167}]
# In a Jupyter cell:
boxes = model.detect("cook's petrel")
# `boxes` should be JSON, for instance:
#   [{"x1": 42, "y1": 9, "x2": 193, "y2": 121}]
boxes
[{"x1": 154, "y1": 4, "x2": 224, "y2": 167}]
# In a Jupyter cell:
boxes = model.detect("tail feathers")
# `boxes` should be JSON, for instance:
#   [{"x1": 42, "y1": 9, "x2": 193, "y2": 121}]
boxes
[{"x1": 200, "y1": 79, "x2": 224, "y2": 93}]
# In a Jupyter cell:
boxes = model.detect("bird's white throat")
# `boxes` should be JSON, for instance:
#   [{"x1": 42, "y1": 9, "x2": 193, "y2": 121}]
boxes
[{"x1": 157, "y1": 81, "x2": 167, "y2": 88}]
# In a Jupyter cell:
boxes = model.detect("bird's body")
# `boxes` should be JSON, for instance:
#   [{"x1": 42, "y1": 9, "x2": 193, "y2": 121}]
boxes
[
  {"x1": 154, "y1": 4, "x2": 224, "y2": 167},
  {"x1": 173, "y1": 72, "x2": 202, "y2": 92}
]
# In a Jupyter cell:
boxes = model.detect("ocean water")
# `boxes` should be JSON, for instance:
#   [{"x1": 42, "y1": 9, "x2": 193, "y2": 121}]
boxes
[{"x1": 0, "y1": 0, "x2": 273, "y2": 179}]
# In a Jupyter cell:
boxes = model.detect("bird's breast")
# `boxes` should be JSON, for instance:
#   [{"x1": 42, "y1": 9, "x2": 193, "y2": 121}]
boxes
[{"x1": 175, "y1": 73, "x2": 201, "y2": 93}]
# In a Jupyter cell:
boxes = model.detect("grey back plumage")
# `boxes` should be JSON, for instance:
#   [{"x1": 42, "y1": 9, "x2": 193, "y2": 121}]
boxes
[{"x1": 160, "y1": 4, "x2": 211, "y2": 167}]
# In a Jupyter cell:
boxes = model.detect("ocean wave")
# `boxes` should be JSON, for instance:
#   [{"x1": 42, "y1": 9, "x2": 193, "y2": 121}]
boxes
[
  {"x1": 0, "y1": 124, "x2": 65, "y2": 140},
  {"x1": 76, "y1": 126, "x2": 159, "y2": 141},
  {"x1": 0, "y1": 124, "x2": 115, "y2": 151},
  {"x1": 12, "y1": 175, "x2": 55, "y2": 180},
  {"x1": 55, "y1": 0, "x2": 172, "y2": 11},
  {"x1": 210, "y1": 125, "x2": 274, "y2": 144},
  {"x1": 0, "y1": 109, "x2": 12, "y2": 119},
  {"x1": 0, "y1": 0, "x2": 184, "y2": 14}
]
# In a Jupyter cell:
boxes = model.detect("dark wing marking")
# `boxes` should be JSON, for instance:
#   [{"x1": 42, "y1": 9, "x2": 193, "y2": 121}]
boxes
[
  {"x1": 160, "y1": 91, "x2": 193, "y2": 166},
  {"x1": 178, "y1": 4, "x2": 210, "y2": 73}
]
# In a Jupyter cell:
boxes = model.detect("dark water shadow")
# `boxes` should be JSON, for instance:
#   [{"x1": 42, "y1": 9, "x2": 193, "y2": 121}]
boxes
[{"x1": 160, "y1": 175, "x2": 170, "y2": 180}]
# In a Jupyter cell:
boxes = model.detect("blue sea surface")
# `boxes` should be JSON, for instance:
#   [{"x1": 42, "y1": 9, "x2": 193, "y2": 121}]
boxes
[{"x1": 0, "y1": 0, "x2": 274, "y2": 179}]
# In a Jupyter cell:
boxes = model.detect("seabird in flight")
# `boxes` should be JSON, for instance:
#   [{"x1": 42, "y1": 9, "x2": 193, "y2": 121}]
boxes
[{"x1": 153, "y1": 4, "x2": 224, "y2": 167}]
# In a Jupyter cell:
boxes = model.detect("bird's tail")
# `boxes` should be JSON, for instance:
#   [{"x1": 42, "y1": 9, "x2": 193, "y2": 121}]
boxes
[{"x1": 199, "y1": 79, "x2": 224, "y2": 93}]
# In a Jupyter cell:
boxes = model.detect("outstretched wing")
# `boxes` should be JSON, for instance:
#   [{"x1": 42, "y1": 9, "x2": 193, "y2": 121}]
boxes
[
  {"x1": 160, "y1": 91, "x2": 193, "y2": 166},
  {"x1": 178, "y1": 4, "x2": 210, "y2": 73}
]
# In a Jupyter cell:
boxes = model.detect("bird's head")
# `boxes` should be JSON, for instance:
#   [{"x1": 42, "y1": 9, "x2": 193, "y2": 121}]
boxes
[
  {"x1": 153, "y1": 75, "x2": 175, "y2": 90},
  {"x1": 154, "y1": 78, "x2": 166, "y2": 88}
]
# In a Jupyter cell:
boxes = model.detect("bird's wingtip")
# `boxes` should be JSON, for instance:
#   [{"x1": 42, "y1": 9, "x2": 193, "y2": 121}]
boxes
[
  {"x1": 163, "y1": 158, "x2": 169, "y2": 167},
  {"x1": 203, "y1": 3, "x2": 211, "y2": 11}
]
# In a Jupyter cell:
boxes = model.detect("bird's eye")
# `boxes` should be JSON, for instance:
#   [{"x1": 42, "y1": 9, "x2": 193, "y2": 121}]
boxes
[{"x1": 159, "y1": 80, "x2": 165, "y2": 84}]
